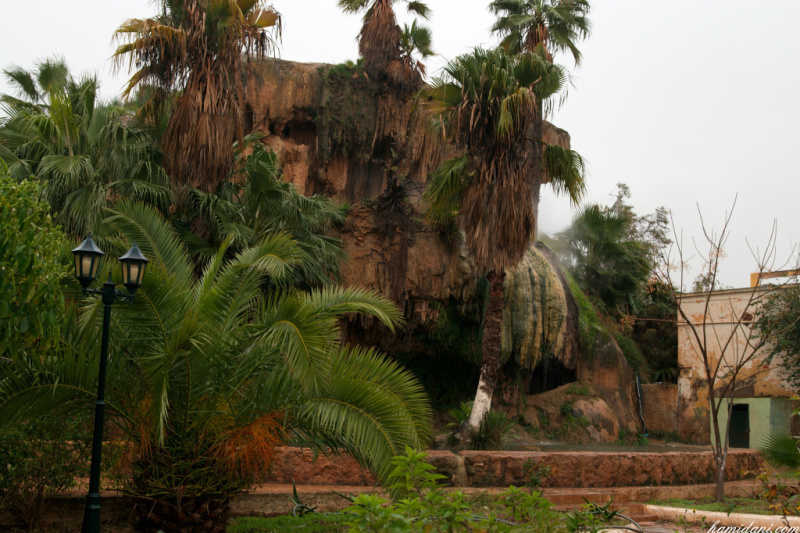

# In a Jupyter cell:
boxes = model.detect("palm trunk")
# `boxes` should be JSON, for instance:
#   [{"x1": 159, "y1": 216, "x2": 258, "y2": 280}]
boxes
[{"x1": 467, "y1": 270, "x2": 506, "y2": 432}]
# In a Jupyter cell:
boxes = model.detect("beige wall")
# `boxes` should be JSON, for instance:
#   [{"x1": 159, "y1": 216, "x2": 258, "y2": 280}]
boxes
[
  {"x1": 676, "y1": 287, "x2": 794, "y2": 442},
  {"x1": 642, "y1": 383, "x2": 679, "y2": 435}
]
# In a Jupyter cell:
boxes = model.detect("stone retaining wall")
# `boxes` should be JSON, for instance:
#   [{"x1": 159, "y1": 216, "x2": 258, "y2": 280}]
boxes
[
  {"x1": 642, "y1": 383, "x2": 679, "y2": 435},
  {"x1": 264, "y1": 447, "x2": 764, "y2": 488}
]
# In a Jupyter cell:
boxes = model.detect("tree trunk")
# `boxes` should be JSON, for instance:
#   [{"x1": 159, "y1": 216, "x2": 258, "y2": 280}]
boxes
[
  {"x1": 467, "y1": 270, "x2": 506, "y2": 432},
  {"x1": 714, "y1": 459, "x2": 726, "y2": 501}
]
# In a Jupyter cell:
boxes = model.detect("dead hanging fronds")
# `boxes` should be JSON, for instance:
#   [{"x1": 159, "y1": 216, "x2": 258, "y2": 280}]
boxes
[
  {"x1": 422, "y1": 48, "x2": 565, "y2": 272},
  {"x1": 113, "y1": 0, "x2": 282, "y2": 191},
  {"x1": 340, "y1": 0, "x2": 431, "y2": 89},
  {"x1": 212, "y1": 413, "x2": 284, "y2": 483},
  {"x1": 359, "y1": 0, "x2": 403, "y2": 78}
]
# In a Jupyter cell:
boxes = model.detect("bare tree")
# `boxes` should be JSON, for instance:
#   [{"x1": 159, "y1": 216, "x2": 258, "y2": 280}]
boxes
[{"x1": 658, "y1": 199, "x2": 796, "y2": 501}]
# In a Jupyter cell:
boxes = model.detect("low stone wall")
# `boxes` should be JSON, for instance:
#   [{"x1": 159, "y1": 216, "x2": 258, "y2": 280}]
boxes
[
  {"x1": 458, "y1": 450, "x2": 762, "y2": 488},
  {"x1": 265, "y1": 446, "x2": 377, "y2": 485},
  {"x1": 642, "y1": 383, "x2": 679, "y2": 435},
  {"x1": 263, "y1": 447, "x2": 764, "y2": 488}
]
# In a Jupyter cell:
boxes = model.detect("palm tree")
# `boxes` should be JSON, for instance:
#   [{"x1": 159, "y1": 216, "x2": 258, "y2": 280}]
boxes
[
  {"x1": 1, "y1": 57, "x2": 69, "y2": 109},
  {"x1": 424, "y1": 48, "x2": 582, "y2": 432},
  {"x1": 0, "y1": 63, "x2": 168, "y2": 236},
  {"x1": 338, "y1": 0, "x2": 431, "y2": 84},
  {"x1": 0, "y1": 202, "x2": 431, "y2": 530},
  {"x1": 113, "y1": 0, "x2": 282, "y2": 191},
  {"x1": 557, "y1": 204, "x2": 651, "y2": 314},
  {"x1": 399, "y1": 20, "x2": 434, "y2": 78},
  {"x1": 489, "y1": 0, "x2": 591, "y2": 63},
  {"x1": 178, "y1": 140, "x2": 348, "y2": 286}
]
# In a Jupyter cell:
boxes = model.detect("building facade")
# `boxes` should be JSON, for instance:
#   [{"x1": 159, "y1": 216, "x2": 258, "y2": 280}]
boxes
[{"x1": 675, "y1": 287, "x2": 796, "y2": 446}]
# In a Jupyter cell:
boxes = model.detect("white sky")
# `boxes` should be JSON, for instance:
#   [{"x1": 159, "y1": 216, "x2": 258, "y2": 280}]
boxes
[{"x1": 2, "y1": 0, "x2": 798, "y2": 288}]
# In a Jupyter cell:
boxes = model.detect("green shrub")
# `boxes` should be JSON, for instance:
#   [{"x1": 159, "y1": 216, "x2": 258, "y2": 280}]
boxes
[
  {"x1": 386, "y1": 446, "x2": 445, "y2": 499},
  {"x1": 0, "y1": 172, "x2": 70, "y2": 358},
  {"x1": 523, "y1": 460, "x2": 552, "y2": 489},
  {"x1": 761, "y1": 434, "x2": 800, "y2": 468},
  {"x1": 613, "y1": 332, "x2": 649, "y2": 375},
  {"x1": 471, "y1": 410, "x2": 514, "y2": 450},
  {"x1": 0, "y1": 416, "x2": 89, "y2": 530}
]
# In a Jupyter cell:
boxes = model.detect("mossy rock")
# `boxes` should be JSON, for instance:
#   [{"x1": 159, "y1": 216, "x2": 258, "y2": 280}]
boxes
[{"x1": 502, "y1": 245, "x2": 575, "y2": 371}]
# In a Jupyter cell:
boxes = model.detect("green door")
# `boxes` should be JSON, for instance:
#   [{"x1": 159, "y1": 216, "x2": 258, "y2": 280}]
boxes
[{"x1": 729, "y1": 404, "x2": 750, "y2": 448}]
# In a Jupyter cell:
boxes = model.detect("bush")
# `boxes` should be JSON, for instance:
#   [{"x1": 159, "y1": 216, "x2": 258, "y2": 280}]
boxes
[
  {"x1": 386, "y1": 446, "x2": 445, "y2": 500},
  {"x1": 0, "y1": 416, "x2": 89, "y2": 530},
  {"x1": 761, "y1": 434, "x2": 800, "y2": 468},
  {"x1": 445, "y1": 402, "x2": 514, "y2": 449},
  {"x1": 470, "y1": 410, "x2": 514, "y2": 450},
  {"x1": 0, "y1": 171, "x2": 70, "y2": 358}
]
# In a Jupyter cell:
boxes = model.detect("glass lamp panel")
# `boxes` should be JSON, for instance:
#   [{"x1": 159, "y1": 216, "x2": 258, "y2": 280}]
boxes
[
  {"x1": 81, "y1": 255, "x2": 95, "y2": 279},
  {"x1": 135, "y1": 263, "x2": 145, "y2": 286},
  {"x1": 89, "y1": 255, "x2": 100, "y2": 279},
  {"x1": 74, "y1": 255, "x2": 82, "y2": 279},
  {"x1": 127, "y1": 263, "x2": 139, "y2": 286}
]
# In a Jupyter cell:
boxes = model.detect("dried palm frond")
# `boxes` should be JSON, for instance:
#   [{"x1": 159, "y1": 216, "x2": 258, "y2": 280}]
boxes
[
  {"x1": 359, "y1": 0, "x2": 403, "y2": 77},
  {"x1": 113, "y1": 0, "x2": 281, "y2": 191},
  {"x1": 212, "y1": 413, "x2": 284, "y2": 482}
]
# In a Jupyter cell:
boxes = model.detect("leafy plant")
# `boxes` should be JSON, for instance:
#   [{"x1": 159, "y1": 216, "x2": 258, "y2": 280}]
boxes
[
  {"x1": 229, "y1": 482, "x2": 620, "y2": 532},
  {"x1": 755, "y1": 286, "x2": 800, "y2": 389},
  {"x1": 0, "y1": 172, "x2": 70, "y2": 358},
  {"x1": 758, "y1": 471, "x2": 800, "y2": 516},
  {"x1": 345, "y1": 494, "x2": 412, "y2": 533},
  {"x1": 338, "y1": 0, "x2": 431, "y2": 84},
  {"x1": 565, "y1": 499, "x2": 633, "y2": 533},
  {"x1": 0, "y1": 416, "x2": 89, "y2": 531},
  {"x1": 761, "y1": 434, "x2": 800, "y2": 468},
  {"x1": 386, "y1": 446, "x2": 445, "y2": 499},
  {"x1": 471, "y1": 410, "x2": 515, "y2": 450},
  {"x1": 424, "y1": 45, "x2": 570, "y2": 433},
  {"x1": 523, "y1": 460, "x2": 552, "y2": 489},
  {"x1": 0, "y1": 61, "x2": 168, "y2": 236},
  {"x1": 176, "y1": 141, "x2": 347, "y2": 285}
]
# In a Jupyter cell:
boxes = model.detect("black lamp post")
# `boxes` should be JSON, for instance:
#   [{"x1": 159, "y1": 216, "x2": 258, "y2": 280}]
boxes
[{"x1": 72, "y1": 234, "x2": 148, "y2": 533}]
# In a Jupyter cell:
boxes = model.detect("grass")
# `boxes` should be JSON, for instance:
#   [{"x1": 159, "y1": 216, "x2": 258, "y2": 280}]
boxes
[
  {"x1": 228, "y1": 513, "x2": 350, "y2": 533},
  {"x1": 651, "y1": 498, "x2": 786, "y2": 516}
]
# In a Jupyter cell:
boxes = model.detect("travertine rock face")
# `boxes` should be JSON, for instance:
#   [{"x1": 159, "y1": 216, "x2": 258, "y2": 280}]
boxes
[
  {"x1": 502, "y1": 244, "x2": 579, "y2": 371},
  {"x1": 244, "y1": 59, "x2": 639, "y2": 433},
  {"x1": 245, "y1": 59, "x2": 570, "y2": 317}
]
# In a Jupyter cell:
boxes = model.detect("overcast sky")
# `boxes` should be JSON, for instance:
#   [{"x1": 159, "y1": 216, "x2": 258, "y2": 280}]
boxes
[{"x1": 2, "y1": 1, "x2": 798, "y2": 288}]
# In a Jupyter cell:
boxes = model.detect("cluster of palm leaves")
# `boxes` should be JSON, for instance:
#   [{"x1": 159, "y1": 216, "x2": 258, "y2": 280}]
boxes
[
  {"x1": 556, "y1": 204, "x2": 652, "y2": 314},
  {"x1": 0, "y1": 202, "x2": 431, "y2": 527},
  {"x1": 0, "y1": 59, "x2": 168, "y2": 236},
  {"x1": 174, "y1": 139, "x2": 348, "y2": 286},
  {"x1": 490, "y1": 0, "x2": 591, "y2": 62}
]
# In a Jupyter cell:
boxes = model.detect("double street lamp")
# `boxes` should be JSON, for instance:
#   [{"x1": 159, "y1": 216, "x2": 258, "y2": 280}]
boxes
[{"x1": 72, "y1": 235, "x2": 148, "y2": 533}]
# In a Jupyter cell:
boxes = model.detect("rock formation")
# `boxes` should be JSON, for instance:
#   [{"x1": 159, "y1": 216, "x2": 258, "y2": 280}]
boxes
[{"x1": 244, "y1": 59, "x2": 640, "y2": 441}]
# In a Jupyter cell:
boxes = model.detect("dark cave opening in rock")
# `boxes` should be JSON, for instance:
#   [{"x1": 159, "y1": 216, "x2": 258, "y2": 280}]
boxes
[
  {"x1": 281, "y1": 119, "x2": 317, "y2": 146},
  {"x1": 528, "y1": 356, "x2": 577, "y2": 395}
]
